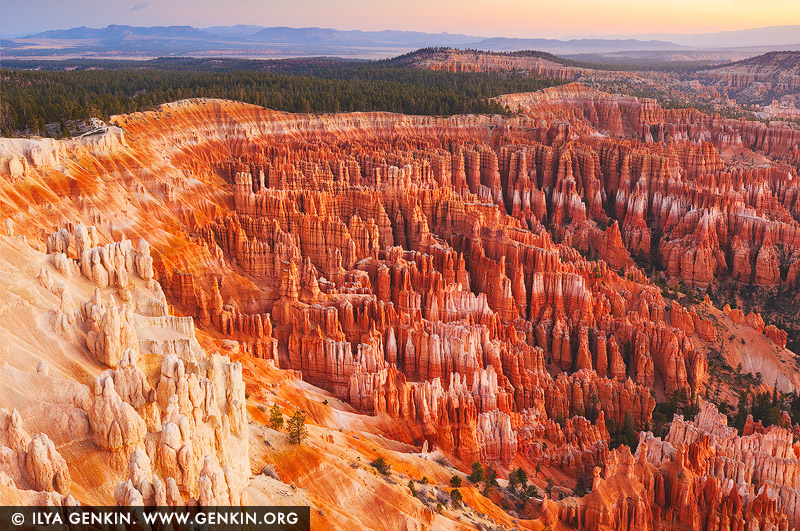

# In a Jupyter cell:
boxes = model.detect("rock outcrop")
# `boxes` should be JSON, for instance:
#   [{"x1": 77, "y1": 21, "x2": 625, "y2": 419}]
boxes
[
  {"x1": 89, "y1": 372, "x2": 147, "y2": 452},
  {"x1": 0, "y1": 409, "x2": 72, "y2": 498}
]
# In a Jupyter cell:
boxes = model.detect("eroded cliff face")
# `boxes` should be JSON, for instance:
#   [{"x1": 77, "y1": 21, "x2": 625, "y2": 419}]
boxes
[
  {"x1": 414, "y1": 49, "x2": 800, "y2": 121},
  {"x1": 0, "y1": 230, "x2": 248, "y2": 507},
  {"x1": 496, "y1": 84, "x2": 800, "y2": 290},
  {"x1": 416, "y1": 48, "x2": 604, "y2": 82},
  {"x1": 1, "y1": 92, "x2": 799, "y2": 529},
  {"x1": 696, "y1": 52, "x2": 800, "y2": 104},
  {"x1": 563, "y1": 403, "x2": 800, "y2": 531}
]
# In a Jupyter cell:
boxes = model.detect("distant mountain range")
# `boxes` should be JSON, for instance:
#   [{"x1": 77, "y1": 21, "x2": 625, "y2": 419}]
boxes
[
  {"x1": 602, "y1": 26, "x2": 800, "y2": 50},
  {"x1": 462, "y1": 37, "x2": 684, "y2": 54},
  {"x1": 2, "y1": 24, "x2": 798, "y2": 60},
  {"x1": 26, "y1": 25, "x2": 479, "y2": 47}
]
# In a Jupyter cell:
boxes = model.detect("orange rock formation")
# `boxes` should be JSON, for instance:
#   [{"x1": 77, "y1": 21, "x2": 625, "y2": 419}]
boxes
[{"x1": 1, "y1": 88, "x2": 799, "y2": 528}]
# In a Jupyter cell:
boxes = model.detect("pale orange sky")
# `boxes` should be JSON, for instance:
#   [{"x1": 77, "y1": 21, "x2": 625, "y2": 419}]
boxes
[{"x1": 3, "y1": 0, "x2": 800, "y2": 37}]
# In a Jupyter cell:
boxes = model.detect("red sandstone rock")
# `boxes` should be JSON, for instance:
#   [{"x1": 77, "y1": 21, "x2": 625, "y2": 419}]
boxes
[
  {"x1": 765, "y1": 324, "x2": 788, "y2": 347},
  {"x1": 723, "y1": 304, "x2": 746, "y2": 324},
  {"x1": 754, "y1": 237, "x2": 781, "y2": 286},
  {"x1": 746, "y1": 311, "x2": 766, "y2": 334}
]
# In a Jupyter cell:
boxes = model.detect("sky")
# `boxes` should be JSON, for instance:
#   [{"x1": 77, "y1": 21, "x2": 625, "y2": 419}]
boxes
[{"x1": 2, "y1": 0, "x2": 800, "y2": 38}]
